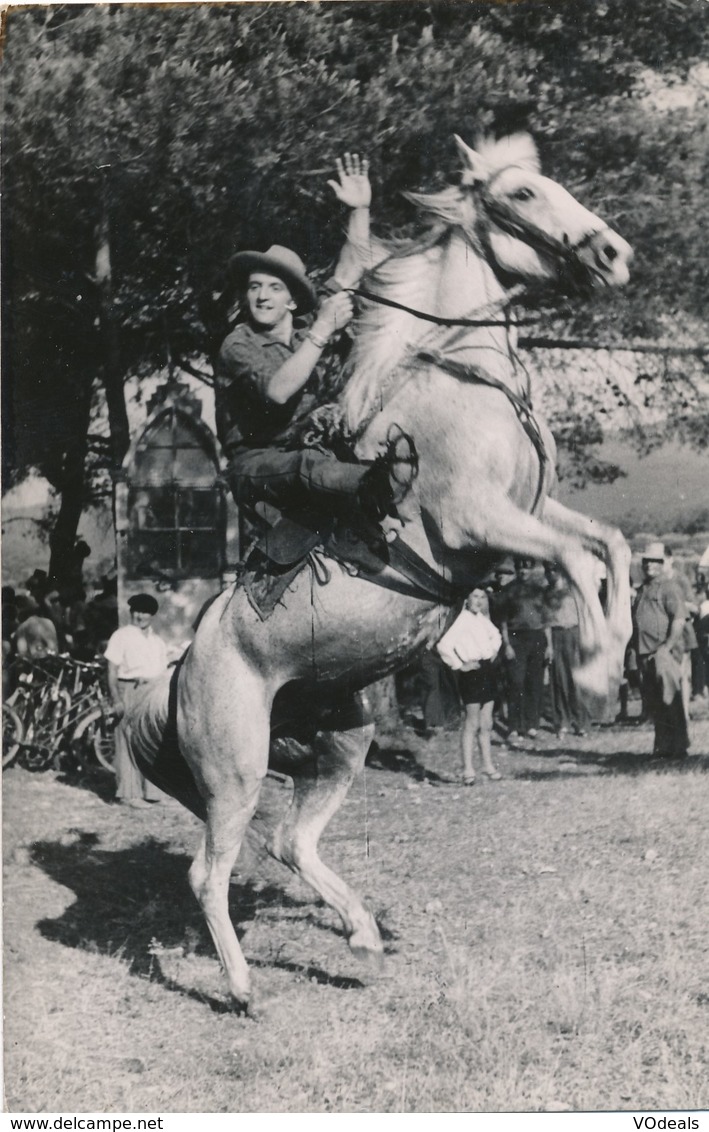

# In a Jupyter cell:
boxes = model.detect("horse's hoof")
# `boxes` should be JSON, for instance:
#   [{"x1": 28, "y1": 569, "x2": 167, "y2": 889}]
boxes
[
  {"x1": 348, "y1": 922, "x2": 385, "y2": 967},
  {"x1": 351, "y1": 945, "x2": 386, "y2": 983},
  {"x1": 229, "y1": 993, "x2": 263, "y2": 1021}
]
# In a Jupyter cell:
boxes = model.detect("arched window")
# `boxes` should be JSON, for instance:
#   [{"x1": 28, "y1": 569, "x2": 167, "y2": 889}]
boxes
[{"x1": 126, "y1": 408, "x2": 223, "y2": 580}]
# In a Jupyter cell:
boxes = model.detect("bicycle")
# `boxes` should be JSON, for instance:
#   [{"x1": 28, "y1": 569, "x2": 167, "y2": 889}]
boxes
[
  {"x1": 4, "y1": 655, "x2": 72, "y2": 770},
  {"x1": 3, "y1": 654, "x2": 118, "y2": 772}
]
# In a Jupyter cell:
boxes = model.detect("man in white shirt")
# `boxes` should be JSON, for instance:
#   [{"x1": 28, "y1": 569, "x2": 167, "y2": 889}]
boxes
[{"x1": 104, "y1": 593, "x2": 168, "y2": 807}]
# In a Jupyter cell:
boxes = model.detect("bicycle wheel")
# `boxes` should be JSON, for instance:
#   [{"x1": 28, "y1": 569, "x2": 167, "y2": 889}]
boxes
[
  {"x1": 72, "y1": 707, "x2": 117, "y2": 772},
  {"x1": 3, "y1": 705, "x2": 24, "y2": 768}
]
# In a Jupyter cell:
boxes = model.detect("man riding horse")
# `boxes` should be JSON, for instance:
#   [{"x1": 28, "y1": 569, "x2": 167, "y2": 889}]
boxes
[
  {"x1": 215, "y1": 153, "x2": 416, "y2": 529},
  {"x1": 130, "y1": 134, "x2": 634, "y2": 1014}
]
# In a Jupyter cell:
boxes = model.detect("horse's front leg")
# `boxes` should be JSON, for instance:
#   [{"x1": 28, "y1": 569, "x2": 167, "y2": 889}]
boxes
[
  {"x1": 455, "y1": 501, "x2": 613, "y2": 704},
  {"x1": 267, "y1": 719, "x2": 383, "y2": 964},
  {"x1": 189, "y1": 781, "x2": 264, "y2": 1013},
  {"x1": 542, "y1": 498, "x2": 632, "y2": 687}
]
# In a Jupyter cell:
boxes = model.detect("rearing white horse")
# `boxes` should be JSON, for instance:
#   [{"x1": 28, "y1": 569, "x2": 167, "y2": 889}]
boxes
[{"x1": 130, "y1": 134, "x2": 633, "y2": 1014}]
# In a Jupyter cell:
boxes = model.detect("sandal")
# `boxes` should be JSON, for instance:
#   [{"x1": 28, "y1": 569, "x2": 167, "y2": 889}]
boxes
[
  {"x1": 483, "y1": 769, "x2": 502, "y2": 781},
  {"x1": 461, "y1": 774, "x2": 476, "y2": 786}
]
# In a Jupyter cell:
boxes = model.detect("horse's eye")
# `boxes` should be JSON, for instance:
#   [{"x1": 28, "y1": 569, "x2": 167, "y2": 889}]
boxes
[{"x1": 512, "y1": 187, "x2": 534, "y2": 202}]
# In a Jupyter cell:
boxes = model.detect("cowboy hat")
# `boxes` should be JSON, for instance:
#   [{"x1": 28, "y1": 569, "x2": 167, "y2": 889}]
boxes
[
  {"x1": 641, "y1": 541, "x2": 666, "y2": 562},
  {"x1": 228, "y1": 245, "x2": 317, "y2": 314}
]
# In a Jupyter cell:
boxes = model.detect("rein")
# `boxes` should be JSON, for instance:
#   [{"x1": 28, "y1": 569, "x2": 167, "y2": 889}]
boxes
[{"x1": 349, "y1": 286, "x2": 538, "y2": 329}]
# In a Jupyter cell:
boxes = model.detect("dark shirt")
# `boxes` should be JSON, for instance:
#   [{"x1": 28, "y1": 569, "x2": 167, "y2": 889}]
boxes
[
  {"x1": 499, "y1": 577, "x2": 548, "y2": 632},
  {"x1": 215, "y1": 321, "x2": 317, "y2": 457},
  {"x1": 488, "y1": 586, "x2": 511, "y2": 628},
  {"x1": 544, "y1": 579, "x2": 579, "y2": 629}
]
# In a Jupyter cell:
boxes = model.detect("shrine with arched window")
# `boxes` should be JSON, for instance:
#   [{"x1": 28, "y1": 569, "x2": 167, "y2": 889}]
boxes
[{"x1": 115, "y1": 382, "x2": 238, "y2": 649}]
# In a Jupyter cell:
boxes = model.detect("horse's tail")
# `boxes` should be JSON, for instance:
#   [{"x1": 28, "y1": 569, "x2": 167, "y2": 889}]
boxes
[{"x1": 128, "y1": 662, "x2": 206, "y2": 821}]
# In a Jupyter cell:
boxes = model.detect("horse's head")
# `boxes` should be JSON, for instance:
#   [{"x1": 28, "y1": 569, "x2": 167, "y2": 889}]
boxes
[{"x1": 406, "y1": 133, "x2": 632, "y2": 292}]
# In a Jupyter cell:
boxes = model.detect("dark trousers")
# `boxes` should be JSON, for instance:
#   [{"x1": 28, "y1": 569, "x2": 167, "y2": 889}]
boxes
[
  {"x1": 549, "y1": 625, "x2": 589, "y2": 731},
  {"x1": 638, "y1": 654, "x2": 689, "y2": 757},
  {"x1": 226, "y1": 446, "x2": 368, "y2": 517},
  {"x1": 506, "y1": 628, "x2": 546, "y2": 735}
]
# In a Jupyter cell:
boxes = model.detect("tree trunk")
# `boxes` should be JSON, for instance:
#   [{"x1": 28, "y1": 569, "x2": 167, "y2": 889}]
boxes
[
  {"x1": 48, "y1": 379, "x2": 93, "y2": 590},
  {"x1": 96, "y1": 176, "x2": 130, "y2": 468}
]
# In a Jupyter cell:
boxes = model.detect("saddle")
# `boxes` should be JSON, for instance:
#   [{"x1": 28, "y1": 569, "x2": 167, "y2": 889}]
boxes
[
  {"x1": 240, "y1": 513, "x2": 390, "y2": 620},
  {"x1": 240, "y1": 509, "x2": 466, "y2": 620}
]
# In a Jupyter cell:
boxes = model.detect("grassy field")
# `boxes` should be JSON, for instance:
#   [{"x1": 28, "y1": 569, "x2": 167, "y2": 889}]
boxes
[{"x1": 3, "y1": 710, "x2": 709, "y2": 1114}]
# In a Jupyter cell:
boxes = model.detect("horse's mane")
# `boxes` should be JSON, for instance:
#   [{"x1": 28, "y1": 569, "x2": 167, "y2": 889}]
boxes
[
  {"x1": 472, "y1": 133, "x2": 540, "y2": 175},
  {"x1": 340, "y1": 224, "x2": 451, "y2": 435}
]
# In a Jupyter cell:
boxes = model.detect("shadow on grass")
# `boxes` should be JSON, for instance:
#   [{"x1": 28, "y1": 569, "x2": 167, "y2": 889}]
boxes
[
  {"x1": 29, "y1": 833, "x2": 369, "y2": 1010},
  {"x1": 366, "y1": 740, "x2": 453, "y2": 784},
  {"x1": 511, "y1": 745, "x2": 709, "y2": 780}
]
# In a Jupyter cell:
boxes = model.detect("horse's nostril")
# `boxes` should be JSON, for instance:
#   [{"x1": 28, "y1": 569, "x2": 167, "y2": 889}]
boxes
[
  {"x1": 562, "y1": 233, "x2": 570, "y2": 247},
  {"x1": 603, "y1": 243, "x2": 618, "y2": 262}
]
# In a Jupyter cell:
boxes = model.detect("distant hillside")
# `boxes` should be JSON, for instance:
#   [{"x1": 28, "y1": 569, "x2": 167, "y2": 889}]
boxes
[{"x1": 558, "y1": 437, "x2": 708, "y2": 540}]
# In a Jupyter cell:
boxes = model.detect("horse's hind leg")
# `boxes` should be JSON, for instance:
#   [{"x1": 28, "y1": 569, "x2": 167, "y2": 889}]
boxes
[
  {"x1": 268, "y1": 721, "x2": 383, "y2": 963},
  {"x1": 183, "y1": 674, "x2": 271, "y2": 1014},
  {"x1": 462, "y1": 501, "x2": 612, "y2": 700}
]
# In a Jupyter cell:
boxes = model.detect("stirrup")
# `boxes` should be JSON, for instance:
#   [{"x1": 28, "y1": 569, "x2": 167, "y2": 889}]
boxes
[
  {"x1": 385, "y1": 423, "x2": 419, "y2": 505},
  {"x1": 358, "y1": 424, "x2": 419, "y2": 521}
]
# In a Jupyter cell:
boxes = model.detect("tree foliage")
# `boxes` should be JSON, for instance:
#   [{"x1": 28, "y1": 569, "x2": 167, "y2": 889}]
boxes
[{"x1": 2, "y1": 1, "x2": 708, "y2": 564}]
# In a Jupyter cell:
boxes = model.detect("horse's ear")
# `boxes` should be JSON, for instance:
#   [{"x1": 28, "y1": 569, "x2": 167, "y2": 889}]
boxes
[{"x1": 454, "y1": 134, "x2": 492, "y2": 185}]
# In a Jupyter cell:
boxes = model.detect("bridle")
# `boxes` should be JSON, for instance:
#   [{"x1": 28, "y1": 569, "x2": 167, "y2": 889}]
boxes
[
  {"x1": 348, "y1": 164, "x2": 606, "y2": 329},
  {"x1": 476, "y1": 164, "x2": 610, "y2": 266}
]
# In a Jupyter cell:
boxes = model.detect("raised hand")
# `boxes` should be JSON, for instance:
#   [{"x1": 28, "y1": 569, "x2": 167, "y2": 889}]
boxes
[{"x1": 328, "y1": 153, "x2": 371, "y2": 210}]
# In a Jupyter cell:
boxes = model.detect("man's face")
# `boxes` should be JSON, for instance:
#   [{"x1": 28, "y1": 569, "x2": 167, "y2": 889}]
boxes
[
  {"x1": 131, "y1": 610, "x2": 154, "y2": 630},
  {"x1": 642, "y1": 558, "x2": 664, "y2": 580},
  {"x1": 246, "y1": 272, "x2": 296, "y2": 331}
]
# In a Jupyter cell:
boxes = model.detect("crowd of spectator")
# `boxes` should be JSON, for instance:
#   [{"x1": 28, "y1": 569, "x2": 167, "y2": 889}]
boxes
[
  {"x1": 2, "y1": 566, "x2": 119, "y2": 674},
  {"x1": 417, "y1": 542, "x2": 709, "y2": 782}
]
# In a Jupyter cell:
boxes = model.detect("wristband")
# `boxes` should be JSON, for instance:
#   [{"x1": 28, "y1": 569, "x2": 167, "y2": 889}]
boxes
[{"x1": 306, "y1": 329, "x2": 329, "y2": 350}]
